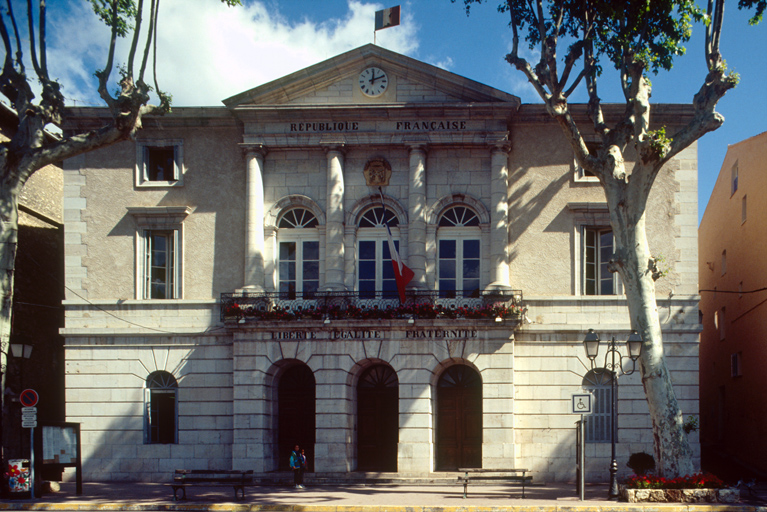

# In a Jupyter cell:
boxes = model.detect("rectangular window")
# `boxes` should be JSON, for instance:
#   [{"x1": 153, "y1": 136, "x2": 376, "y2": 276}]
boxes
[
  {"x1": 584, "y1": 227, "x2": 615, "y2": 295},
  {"x1": 438, "y1": 239, "x2": 480, "y2": 298},
  {"x1": 586, "y1": 386, "x2": 612, "y2": 442},
  {"x1": 719, "y1": 307, "x2": 726, "y2": 340},
  {"x1": 278, "y1": 241, "x2": 319, "y2": 299},
  {"x1": 143, "y1": 230, "x2": 178, "y2": 299},
  {"x1": 731, "y1": 352, "x2": 742, "y2": 377},
  {"x1": 742, "y1": 195, "x2": 747, "y2": 223},
  {"x1": 574, "y1": 141, "x2": 600, "y2": 181},
  {"x1": 136, "y1": 140, "x2": 183, "y2": 187},
  {"x1": 721, "y1": 250, "x2": 727, "y2": 275},
  {"x1": 358, "y1": 239, "x2": 398, "y2": 299},
  {"x1": 731, "y1": 162, "x2": 738, "y2": 195}
]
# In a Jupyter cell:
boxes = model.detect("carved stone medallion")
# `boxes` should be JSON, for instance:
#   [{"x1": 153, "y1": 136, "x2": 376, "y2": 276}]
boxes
[{"x1": 363, "y1": 158, "x2": 392, "y2": 187}]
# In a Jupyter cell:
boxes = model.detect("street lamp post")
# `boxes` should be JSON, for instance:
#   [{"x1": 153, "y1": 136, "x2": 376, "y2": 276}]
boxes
[{"x1": 582, "y1": 329, "x2": 643, "y2": 499}]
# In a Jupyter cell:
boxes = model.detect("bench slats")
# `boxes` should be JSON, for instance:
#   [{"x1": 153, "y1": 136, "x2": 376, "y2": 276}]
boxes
[
  {"x1": 169, "y1": 470, "x2": 254, "y2": 500},
  {"x1": 458, "y1": 468, "x2": 531, "y2": 499}
]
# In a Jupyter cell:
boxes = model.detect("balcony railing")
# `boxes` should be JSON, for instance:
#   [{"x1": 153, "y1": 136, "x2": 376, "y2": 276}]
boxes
[{"x1": 221, "y1": 289, "x2": 524, "y2": 323}]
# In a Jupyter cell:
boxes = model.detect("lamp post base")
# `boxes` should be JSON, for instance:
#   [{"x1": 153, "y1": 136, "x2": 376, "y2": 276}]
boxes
[{"x1": 608, "y1": 458, "x2": 620, "y2": 499}]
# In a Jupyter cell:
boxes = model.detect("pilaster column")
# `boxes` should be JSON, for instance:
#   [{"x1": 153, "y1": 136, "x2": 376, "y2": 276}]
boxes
[
  {"x1": 407, "y1": 144, "x2": 428, "y2": 289},
  {"x1": 487, "y1": 142, "x2": 512, "y2": 291},
  {"x1": 323, "y1": 146, "x2": 346, "y2": 291},
  {"x1": 243, "y1": 145, "x2": 267, "y2": 290}
]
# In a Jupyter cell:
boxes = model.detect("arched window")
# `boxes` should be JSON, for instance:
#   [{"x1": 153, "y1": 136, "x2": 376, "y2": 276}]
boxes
[
  {"x1": 146, "y1": 371, "x2": 178, "y2": 444},
  {"x1": 357, "y1": 206, "x2": 400, "y2": 299},
  {"x1": 582, "y1": 369, "x2": 614, "y2": 443},
  {"x1": 437, "y1": 205, "x2": 481, "y2": 298},
  {"x1": 277, "y1": 208, "x2": 319, "y2": 300}
]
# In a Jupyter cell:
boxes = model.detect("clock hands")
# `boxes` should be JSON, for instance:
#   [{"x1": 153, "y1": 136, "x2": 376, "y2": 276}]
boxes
[{"x1": 359, "y1": 68, "x2": 387, "y2": 96}]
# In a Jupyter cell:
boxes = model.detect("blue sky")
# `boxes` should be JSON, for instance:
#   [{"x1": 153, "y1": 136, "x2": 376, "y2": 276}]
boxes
[{"x1": 41, "y1": 0, "x2": 767, "y2": 220}]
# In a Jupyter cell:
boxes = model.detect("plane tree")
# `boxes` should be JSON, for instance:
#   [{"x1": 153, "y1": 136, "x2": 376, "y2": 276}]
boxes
[
  {"x1": 0, "y1": 0, "x2": 238, "y2": 467},
  {"x1": 458, "y1": 0, "x2": 763, "y2": 477}
]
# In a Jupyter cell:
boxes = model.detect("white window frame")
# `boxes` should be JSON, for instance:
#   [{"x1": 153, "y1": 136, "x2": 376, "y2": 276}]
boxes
[
  {"x1": 128, "y1": 206, "x2": 190, "y2": 300},
  {"x1": 568, "y1": 203, "x2": 623, "y2": 296},
  {"x1": 437, "y1": 229, "x2": 481, "y2": 298},
  {"x1": 136, "y1": 139, "x2": 184, "y2": 187},
  {"x1": 356, "y1": 206, "x2": 401, "y2": 299},
  {"x1": 357, "y1": 233, "x2": 400, "y2": 299},
  {"x1": 277, "y1": 237, "x2": 320, "y2": 300},
  {"x1": 141, "y1": 229, "x2": 180, "y2": 299},
  {"x1": 276, "y1": 208, "x2": 321, "y2": 300},
  {"x1": 583, "y1": 226, "x2": 619, "y2": 296},
  {"x1": 573, "y1": 140, "x2": 601, "y2": 183}
]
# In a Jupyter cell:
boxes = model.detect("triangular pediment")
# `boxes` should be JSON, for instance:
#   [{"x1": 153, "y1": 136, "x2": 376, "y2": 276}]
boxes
[{"x1": 223, "y1": 44, "x2": 519, "y2": 108}]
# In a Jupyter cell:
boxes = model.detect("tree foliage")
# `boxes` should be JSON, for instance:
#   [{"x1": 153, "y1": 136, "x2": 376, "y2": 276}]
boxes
[
  {"x1": 0, "y1": 0, "x2": 238, "y2": 468},
  {"x1": 457, "y1": 0, "x2": 760, "y2": 478}
]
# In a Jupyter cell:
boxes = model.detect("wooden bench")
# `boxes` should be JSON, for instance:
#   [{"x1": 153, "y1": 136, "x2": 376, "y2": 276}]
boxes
[
  {"x1": 458, "y1": 468, "x2": 531, "y2": 499},
  {"x1": 169, "y1": 469, "x2": 254, "y2": 500}
]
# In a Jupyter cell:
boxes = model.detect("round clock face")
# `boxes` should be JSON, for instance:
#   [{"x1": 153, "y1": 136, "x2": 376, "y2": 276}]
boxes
[{"x1": 358, "y1": 67, "x2": 389, "y2": 97}]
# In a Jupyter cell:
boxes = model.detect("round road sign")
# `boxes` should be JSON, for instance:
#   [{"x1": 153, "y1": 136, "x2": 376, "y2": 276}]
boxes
[{"x1": 19, "y1": 389, "x2": 39, "y2": 407}]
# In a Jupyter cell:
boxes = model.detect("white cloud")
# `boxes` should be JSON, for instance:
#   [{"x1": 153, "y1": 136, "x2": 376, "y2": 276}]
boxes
[
  {"x1": 430, "y1": 56, "x2": 454, "y2": 71},
  {"x1": 46, "y1": 0, "x2": 420, "y2": 107}
]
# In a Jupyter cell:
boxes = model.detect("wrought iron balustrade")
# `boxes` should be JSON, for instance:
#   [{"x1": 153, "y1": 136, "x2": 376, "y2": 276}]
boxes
[{"x1": 220, "y1": 290, "x2": 524, "y2": 323}]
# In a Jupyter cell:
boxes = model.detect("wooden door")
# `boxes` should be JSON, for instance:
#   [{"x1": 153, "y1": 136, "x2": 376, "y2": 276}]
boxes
[
  {"x1": 436, "y1": 365, "x2": 482, "y2": 470},
  {"x1": 357, "y1": 365, "x2": 399, "y2": 471}
]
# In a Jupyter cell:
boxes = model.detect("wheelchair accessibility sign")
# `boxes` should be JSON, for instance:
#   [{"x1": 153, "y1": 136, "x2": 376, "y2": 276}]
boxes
[{"x1": 571, "y1": 394, "x2": 592, "y2": 414}]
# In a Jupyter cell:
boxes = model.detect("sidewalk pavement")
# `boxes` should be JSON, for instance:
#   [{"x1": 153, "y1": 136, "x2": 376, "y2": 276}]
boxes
[{"x1": 0, "y1": 481, "x2": 765, "y2": 512}]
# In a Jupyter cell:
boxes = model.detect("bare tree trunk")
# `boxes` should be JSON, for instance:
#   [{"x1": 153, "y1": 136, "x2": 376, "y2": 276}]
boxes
[
  {"x1": 608, "y1": 183, "x2": 695, "y2": 478},
  {"x1": 0, "y1": 170, "x2": 20, "y2": 469}
]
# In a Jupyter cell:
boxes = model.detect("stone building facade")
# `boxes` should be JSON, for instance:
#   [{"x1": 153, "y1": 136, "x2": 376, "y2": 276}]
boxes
[
  {"x1": 61, "y1": 45, "x2": 701, "y2": 483},
  {"x1": 699, "y1": 131, "x2": 767, "y2": 476}
]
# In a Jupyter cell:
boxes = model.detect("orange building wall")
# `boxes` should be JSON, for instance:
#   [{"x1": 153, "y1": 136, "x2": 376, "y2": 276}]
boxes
[{"x1": 698, "y1": 131, "x2": 767, "y2": 474}]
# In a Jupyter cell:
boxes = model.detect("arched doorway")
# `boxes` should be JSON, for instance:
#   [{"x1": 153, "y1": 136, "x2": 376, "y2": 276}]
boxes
[
  {"x1": 278, "y1": 364, "x2": 316, "y2": 471},
  {"x1": 357, "y1": 364, "x2": 399, "y2": 471},
  {"x1": 436, "y1": 365, "x2": 482, "y2": 470}
]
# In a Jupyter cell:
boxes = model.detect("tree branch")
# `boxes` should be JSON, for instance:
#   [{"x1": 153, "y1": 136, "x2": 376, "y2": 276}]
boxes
[
  {"x1": 709, "y1": 0, "x2": 725, "y2": 69},
  {"x1": 127, "y1": 0, "x2": 144, "y2": 81},
  {"x1": 25, "y1": 0, "x2": 42, "y2": 78},
  {"x1": 559, "y1": 40, "x2": 586, "y2": 95},
  {"x1": 95, "y1": 0, "x2": 121, "y2": 110},
  {"x1": 138, "y1": 0, "x2": 156, "y2": 83},
  {"x1": 38, "y1": 0, "x2": 48, "y2": 78},
  {"x1": 5, "y1": 0, "x2": 23, "y2": 73}
]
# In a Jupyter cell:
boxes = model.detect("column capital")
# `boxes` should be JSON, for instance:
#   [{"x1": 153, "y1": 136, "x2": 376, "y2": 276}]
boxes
[
  {"x1": 490, "y1": 140, "x2": 512, "y2": 154},
  {"x1": 321, "y1": 143, "x2": 347, "y2": 155},
  {"x1": 240, "y1": 143, "x2": 268, "y2": 158},
  {"x1": 405, "y1": 139, "x2": 429, "y2": 153}
]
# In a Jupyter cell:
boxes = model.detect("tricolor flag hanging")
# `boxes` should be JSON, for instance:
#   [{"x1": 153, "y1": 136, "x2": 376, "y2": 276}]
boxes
[
  {"x1": 380, "y1": 189, "x2": 414, "y2": 304},
  {"x1": 375, "y1": 5, "x2": 401, "y2": 31}
]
